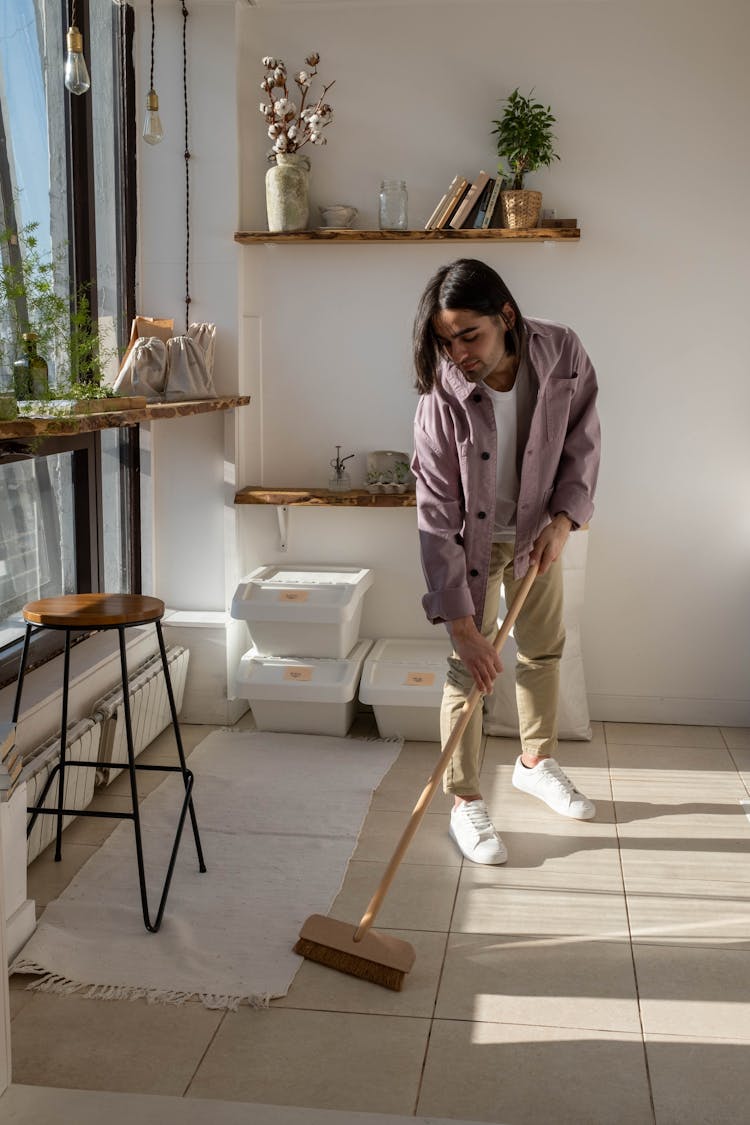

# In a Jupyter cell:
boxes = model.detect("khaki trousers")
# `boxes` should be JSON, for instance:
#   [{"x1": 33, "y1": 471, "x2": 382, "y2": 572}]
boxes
[{"x1": 440, "y1": 541, "x2": 565, "y2": 796}]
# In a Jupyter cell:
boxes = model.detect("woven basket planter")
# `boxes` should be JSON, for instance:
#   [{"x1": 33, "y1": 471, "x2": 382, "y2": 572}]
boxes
[{"x1": 500, "y1": 189, "x2": 543, "y2": 230}]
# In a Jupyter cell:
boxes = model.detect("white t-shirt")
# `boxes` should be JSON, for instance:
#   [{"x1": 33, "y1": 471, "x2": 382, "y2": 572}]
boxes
[{"x1": 484, "y1": 375, "x2": 520, "y2": 543}]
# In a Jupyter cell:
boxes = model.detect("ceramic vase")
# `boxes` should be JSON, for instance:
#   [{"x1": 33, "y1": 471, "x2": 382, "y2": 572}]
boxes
[{"x1": 265, "y1": 152, "x2": 311, "y2": 232}]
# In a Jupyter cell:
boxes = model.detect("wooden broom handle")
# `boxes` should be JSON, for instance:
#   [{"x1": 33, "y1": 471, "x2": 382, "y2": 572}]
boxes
[{"x1": 354, "y1": 562, "x2": 539, "y2": 942}]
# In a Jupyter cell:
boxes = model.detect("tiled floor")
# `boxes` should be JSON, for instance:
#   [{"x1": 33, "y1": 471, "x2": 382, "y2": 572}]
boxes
[{"x1": 8, "y1": 718, "x2": 750, "y2": 1124}]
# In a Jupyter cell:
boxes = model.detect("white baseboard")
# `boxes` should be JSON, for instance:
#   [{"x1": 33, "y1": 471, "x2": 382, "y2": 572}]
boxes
[{"x1": 588, "y1": 693, "x2": 750, "y2": 727}]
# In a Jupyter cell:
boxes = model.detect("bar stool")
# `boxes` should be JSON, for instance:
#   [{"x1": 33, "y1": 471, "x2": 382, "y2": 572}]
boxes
[{"x1": 11, "y1": 593, "x2": 206, "y2": 933}]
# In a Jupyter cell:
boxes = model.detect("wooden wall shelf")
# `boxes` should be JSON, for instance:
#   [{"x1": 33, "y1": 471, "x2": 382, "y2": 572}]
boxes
[
  {"x1": 234, "y1": 486, "x2": 416, "y2": 507},
  {"x1": 0, "y1": 395, "x2": 251, "y2": 442},
  {"x1": 234, "y1": 227, "x2": 580, "y2": 244},
  {"x1": 234, "y1": 485, "x2": 415, "y2": 551}
]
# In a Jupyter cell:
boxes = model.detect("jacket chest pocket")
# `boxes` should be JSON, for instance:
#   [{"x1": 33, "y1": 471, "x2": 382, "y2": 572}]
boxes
[{"x1": 544, "y1": 375, "x2": 577, "y2": 443}]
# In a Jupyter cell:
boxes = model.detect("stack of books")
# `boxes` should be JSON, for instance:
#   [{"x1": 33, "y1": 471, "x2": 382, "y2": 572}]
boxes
[
  {"x1": 424, "y1": 171, "x2": 506, "y2": 231},
  {"x1": 1, "y1": 721, "x2": 22, "y2": 802}
]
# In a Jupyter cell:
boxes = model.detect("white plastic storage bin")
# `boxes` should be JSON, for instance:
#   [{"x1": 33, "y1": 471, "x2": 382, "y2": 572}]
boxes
[
  {"x1": 236, "y1": 638, "x2": 373, "y2": 736},
  {"x1": 359, "y1": 638, "x2": 452, "y2": 741},
  {"x1": 231, "y1": 565, "x2": 374, "y2": 658}
]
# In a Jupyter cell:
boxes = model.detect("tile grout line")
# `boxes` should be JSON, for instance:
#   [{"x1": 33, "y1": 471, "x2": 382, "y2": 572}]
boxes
[
  {"x1": 411, "y1": 795, "x2": 466, "y2": 1117},
  {"x1": 180, "y1": 1008, "x2": 230, "y2": 1099},
  {"x1": 605, "y1": 724, "x2": 658, "y2": 1125}
]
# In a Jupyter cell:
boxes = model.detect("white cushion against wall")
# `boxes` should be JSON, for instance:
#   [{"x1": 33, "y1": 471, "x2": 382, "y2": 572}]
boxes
[{"x1": 483, "y1": 530, "x2": 592, "y2": 741}]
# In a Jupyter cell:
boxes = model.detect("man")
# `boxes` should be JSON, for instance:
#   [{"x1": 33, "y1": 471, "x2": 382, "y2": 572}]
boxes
[{"x1": 411, "y1": 258, "x2": 601, "y2": 864}]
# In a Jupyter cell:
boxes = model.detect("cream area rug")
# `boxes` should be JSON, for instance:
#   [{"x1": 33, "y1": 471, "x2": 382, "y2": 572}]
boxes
[{"x1": 11, "y1": 729, "x2": 402, "y2": 1010}]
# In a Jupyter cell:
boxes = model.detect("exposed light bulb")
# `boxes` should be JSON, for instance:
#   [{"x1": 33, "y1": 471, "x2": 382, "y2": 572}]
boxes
[
  {"x1": 142, "y1": 89, "x2": 164, "y2": 145},
  {"x1": 64, "y1": 26, "x2": 90, "y2": 95}
]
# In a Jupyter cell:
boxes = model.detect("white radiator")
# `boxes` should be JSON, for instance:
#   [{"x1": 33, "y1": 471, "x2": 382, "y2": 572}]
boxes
[
  {"x1": 21, "y1": 717, "x2": 102, "y2": 864},
  {"x1": 92, "y1": 644, "x2": 190, "y2": 785}
]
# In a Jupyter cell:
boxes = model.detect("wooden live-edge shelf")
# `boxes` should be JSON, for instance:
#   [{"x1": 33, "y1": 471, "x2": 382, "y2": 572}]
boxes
[
  {"x1": 234, "y1": 486, "x2": 416, "y2": 507},
  {"x1": 234, "y1": 227, "x2": 580, "y2": 244},
  {"x1": 0, "y1": 395, "x2": 251, "y2": 442}
]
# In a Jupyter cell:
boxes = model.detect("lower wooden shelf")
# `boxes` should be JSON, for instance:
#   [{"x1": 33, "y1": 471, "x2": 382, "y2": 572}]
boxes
[{"x1": 234, "y1": 486, "x2": 416, "y2": 507}]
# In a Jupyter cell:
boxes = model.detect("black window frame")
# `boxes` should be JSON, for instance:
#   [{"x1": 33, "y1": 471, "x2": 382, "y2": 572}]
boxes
[{"x1": 0, "y1": 0, "x2": 139, "y2": 688}]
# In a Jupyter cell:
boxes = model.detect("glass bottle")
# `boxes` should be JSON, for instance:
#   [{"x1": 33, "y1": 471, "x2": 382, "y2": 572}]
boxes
[
  {"x1": 378, "y1": 180, "x2": 408, "y2": 231},
  {"x1": 13, "y1": 332, "x2": 49, "y2": 399}
]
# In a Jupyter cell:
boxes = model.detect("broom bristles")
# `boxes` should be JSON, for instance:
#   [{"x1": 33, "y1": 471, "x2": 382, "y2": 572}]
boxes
[{"x1": 293, "y1": 936, "x2": 407, "y2": 992}]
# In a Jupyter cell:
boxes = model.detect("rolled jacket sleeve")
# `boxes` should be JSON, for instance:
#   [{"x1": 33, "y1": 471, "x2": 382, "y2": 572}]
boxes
[
  {"x1": 548, "y1": 332, "x2": 600, "y2": 528},
  {"x1": 412, "y1": 416, "x2": 476, "y2": 625}
]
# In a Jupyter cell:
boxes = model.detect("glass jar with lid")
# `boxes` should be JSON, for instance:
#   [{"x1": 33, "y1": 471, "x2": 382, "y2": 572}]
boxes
[{"x1": 378, "y1": 180, "x2": 408, "y2": 231}]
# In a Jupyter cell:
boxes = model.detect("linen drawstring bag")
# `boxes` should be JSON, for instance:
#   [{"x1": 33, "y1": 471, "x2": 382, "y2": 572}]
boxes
[
  {"x1": 112, "y1": 336, "x2": 168, "y2": 398},
  {"x1": 187, "y1": 322, "x2": 216, "y2": 381},
  {"x1": 163, "y1": 333, "x2": 216, "y2": 399}
]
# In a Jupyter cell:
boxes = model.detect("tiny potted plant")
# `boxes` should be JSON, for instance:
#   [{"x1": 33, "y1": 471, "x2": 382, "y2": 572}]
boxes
[
  {"x1": 491, "y1": 88, "x2": 560, "y2": 229},
  {"x1": 393, "y1": 459, "x2": 411, "y2": 493},
  {"x1": 366, "y1": 467, "x2": 384, "y2": 493},
  {"x1": 380, "y1": 469, "x2": 396, "y2": 494}
]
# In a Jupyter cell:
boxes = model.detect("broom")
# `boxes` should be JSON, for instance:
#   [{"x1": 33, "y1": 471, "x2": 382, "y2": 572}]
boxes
[{"x1": 294, "y1": 561, "x2": 539, "y2": 991}]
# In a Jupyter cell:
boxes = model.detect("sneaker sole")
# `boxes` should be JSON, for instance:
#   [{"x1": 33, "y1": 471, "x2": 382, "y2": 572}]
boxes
[
  {"x1": 448, "y1": 824, "x2": 508, "y2": 865},
  {"x1": 512, "y1": 782, "x2": 596, "y2": 821}
]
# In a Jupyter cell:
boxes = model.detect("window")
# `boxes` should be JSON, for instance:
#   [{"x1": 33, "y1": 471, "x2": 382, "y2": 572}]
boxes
[{"x1": 0, "y1": 0, "x2": 137, "y2": 683}]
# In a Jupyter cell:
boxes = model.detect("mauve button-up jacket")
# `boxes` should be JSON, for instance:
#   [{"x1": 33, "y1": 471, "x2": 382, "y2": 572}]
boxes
[{"x1": 412, "y1": 317, "x2": 601, "y2": 628}]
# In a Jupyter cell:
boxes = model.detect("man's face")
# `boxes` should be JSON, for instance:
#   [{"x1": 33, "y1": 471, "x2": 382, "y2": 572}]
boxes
[{"x1": 432, "y1": 306, "x2": 512, "y2": 385}]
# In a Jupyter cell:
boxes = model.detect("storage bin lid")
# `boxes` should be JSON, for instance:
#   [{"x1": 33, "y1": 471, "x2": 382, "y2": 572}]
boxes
[
  {"x1": 359, "y1": 638, "x2": 451, "y2": 707},
  {"x1": 231, "y1": 564, "x2": 374, "y2": 624},
  {"x1": 237, "y1": 638, "x2": 372, "y2": 703}
]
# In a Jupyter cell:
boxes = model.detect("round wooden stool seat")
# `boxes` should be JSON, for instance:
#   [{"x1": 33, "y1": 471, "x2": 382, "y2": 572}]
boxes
[{"x1": 22, "y1": 593, "x2": 166, "y2": 629}]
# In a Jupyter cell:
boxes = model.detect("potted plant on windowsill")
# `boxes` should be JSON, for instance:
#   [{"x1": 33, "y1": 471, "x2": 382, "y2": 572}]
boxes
[
  {"x1": 491, "y1": 88, "x2": 560, "y2": 230},
  {"x1": 1, "y1": 220, "x2": 127, "y2": 418}
]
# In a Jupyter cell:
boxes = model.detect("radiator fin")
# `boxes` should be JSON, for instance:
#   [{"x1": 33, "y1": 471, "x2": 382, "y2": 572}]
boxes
[
  {"x1": 20, "y1": 718, "x2": 102, "y2": 864},
  {"x1": 92, "y1": 645, "x2": 189, "y2": 785}
]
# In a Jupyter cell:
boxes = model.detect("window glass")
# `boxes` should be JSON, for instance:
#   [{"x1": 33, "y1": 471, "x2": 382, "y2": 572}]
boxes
[
  {"x1": 0, "y1": 0, "x2": 137, "y2": 667},
  {"x1": 0, "y1": 453, "x2": 77, "y2": 647}
]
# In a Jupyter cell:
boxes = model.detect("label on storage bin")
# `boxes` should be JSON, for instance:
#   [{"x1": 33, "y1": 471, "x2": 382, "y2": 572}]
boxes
[
  {"x1": 404, "y1": 671, "x2": 436, "y2": 686},
  {"x1": 283, "y1": 667, "x2": 314, "y2": 682},
  {"x1": 277, "y1": 590, "x2": 310, "y2": 603}
]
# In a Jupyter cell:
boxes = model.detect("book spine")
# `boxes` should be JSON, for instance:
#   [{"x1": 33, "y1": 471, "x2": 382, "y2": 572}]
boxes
[
  {"x1": 425, "y1": 174, "x2": 464, "y2": 230},
  {"x1": 473, "y1": 179, "x2": 496, "y2": 228},
  {"x1": 434, "y1": 178, "x2": 470, "y2": 229},
  {"x1": 480, "y1": 178, "x2": 503, "y2": 229},
  {"x1": 448, "y1": 171, "x2": 489, "y2": 230}
]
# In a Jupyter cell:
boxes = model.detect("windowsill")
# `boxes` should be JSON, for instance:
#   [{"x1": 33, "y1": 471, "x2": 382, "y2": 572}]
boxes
[{"x1": 0, "y1": 395, "x2": 251, "y2": 442}]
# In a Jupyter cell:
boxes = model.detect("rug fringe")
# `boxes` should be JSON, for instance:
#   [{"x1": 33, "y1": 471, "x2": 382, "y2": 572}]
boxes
[{"x1": 10, "y1": 959, "x2": 274, "y2": 1011}]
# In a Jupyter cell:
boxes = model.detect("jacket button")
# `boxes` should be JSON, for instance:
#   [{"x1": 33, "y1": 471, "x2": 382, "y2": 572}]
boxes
[
  {"x1": 477, "y1": 511, "x2": 486, "y2": 519},
  {"x1": 470, "y1": 568, "x2": 479, "y2": 577},
  {"x1": 481, "y1": 451, "x2": 490, "y2": 460},
  {"x1": 472, "y1": 393, "x2": 482, "y2": 402}
]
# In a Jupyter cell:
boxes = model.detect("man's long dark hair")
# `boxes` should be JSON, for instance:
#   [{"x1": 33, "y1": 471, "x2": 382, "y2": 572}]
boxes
[{"x1": 412, "y1": 258, "x2": 525, "y2": 394}]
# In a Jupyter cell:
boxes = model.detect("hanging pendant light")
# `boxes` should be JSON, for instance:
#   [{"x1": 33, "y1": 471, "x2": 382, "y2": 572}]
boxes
[
  {"x1": 143, "y1": 0, "x2": 164, "y2": 144},
  {"x1": 64, "y1": 1, "x2": 90, "y2": 95}
]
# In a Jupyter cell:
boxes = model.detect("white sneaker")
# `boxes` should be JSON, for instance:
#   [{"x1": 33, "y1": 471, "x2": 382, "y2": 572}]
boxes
[
  {"x1": 449, "y1": 799, "x2": 508, "y2": 865},
  {"x1": 512, "y1": 756, "x2": 596, "y2": 820}
]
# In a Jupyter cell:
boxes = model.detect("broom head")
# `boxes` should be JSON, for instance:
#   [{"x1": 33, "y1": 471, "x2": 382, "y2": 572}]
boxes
[{"x1": 294, "y1": 913, "x2": 416, "y2": 992}]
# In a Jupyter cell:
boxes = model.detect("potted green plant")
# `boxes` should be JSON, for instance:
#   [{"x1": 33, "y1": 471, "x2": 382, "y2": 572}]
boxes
[
  {"x1": 1, "y1": 220, "x2": 120, "y2": 414},
  {"x1": 491, "y1": 88, "x2": 560, "y2": 229}
]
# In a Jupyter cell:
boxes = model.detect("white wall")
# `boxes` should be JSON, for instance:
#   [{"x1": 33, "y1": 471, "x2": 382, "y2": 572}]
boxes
[{"x1": 141, "y1": 0, "x2": 750, "y2": 726}]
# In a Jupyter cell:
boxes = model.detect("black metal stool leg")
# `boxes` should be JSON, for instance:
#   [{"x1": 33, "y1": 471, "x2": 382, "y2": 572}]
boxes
[
  {"x1": 155, "y1": 619, "x2": 206, "y2": 873},
  {"x1": 53, "y1": 630, "x2": 72, "y2": 862},
  {"x1": 117, "y1": 627, "x2": 153, "y2": 928},
  {"x1": 11, "y1": 623, "x2": 33, "y2": 723},
  {"x1": 118, "y1": 627, "x2": 203, "y2": 933}
]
